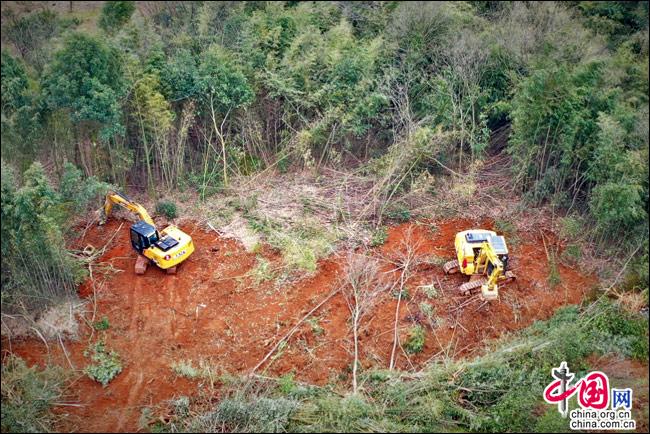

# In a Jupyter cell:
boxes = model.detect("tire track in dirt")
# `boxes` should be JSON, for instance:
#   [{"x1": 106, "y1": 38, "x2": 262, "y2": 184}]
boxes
[{"x1": 3, "y1": 217, "x2": 599, "y2": 432}]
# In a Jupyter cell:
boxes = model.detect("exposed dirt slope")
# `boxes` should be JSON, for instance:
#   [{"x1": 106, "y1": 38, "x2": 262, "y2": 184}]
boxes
[{"x1": 4, "y1": 217, "x2": 597, "y2": 432}]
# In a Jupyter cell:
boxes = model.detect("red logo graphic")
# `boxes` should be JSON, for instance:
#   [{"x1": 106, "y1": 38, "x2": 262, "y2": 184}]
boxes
[{"x1": 544, "y1": 362, "x2": 611, "y2": 416}]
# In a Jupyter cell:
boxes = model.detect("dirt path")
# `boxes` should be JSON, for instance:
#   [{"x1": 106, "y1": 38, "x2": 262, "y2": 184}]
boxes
[{"x1": 4, "y1": 217, "x2": 598, "y2": 432}]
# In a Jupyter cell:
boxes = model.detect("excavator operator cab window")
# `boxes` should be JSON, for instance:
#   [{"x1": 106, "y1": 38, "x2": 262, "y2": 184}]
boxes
[{"x1": 130, "y1": 221, "x2": 159, "y2": 253}]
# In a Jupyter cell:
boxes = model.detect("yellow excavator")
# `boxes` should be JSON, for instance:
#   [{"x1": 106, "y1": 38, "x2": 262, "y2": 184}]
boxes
[
  {"x1": 99, "y1": 191, "x2": 195, "y2": 275},
  {"x1": 443, "y1": 229, "x2": 515, "y2": 300}
]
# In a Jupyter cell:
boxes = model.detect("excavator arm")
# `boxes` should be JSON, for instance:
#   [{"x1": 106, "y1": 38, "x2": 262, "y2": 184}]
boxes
[
  {"x1": 100, "y1": 191, "x2": 155, "y2": 226},
  {"x1": 475, "y1": 241, "x2": 504, "y2": 299}
]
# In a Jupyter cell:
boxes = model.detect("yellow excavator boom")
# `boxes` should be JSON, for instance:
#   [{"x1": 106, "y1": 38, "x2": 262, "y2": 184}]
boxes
[
  {"x1": 475, "y1": 241, "x2": 504, "y2": 300},
  {"x1": 98, "y1": 191, "x2": 195, "y2": 274},
  {"x1": 101, "y1": 191, "x2": 155, "y2": 226}
]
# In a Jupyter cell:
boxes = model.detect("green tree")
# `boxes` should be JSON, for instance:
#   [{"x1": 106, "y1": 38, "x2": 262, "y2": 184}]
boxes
[
  {"x1": 99, "y1": 1, "x2": 136, "y2": 34},
  {"x1": 198, "y1": 45, "x2": 253, "y2": 187},
  {"x1": 1, "y1": 51, "x2": 29, "y2": 114},
  {"x1": 131, "y1": 74, "x2": 175, "y2": 193},
  {"x1": 43, "y1": 33, "x2": 125, "y2": 176}
]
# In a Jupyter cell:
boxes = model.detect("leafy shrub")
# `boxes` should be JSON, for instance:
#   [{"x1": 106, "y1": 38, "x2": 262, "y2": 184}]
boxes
[
  {"x1": 170, "y1": 358, "x2": 217, "y2": 381},
  {"x1": 370, "y1": 226, "x2": 388, "y2": 247},
  {"x1": 93, "y1": 316, "x2": 110, "y2": 331},
  {"x1": 561, "y1": 244, "x2": 582, "y2": 265},
  {"x1": 84, "y1": 340, "x2": 123, "y2": 386},
  {"x1": 99, "y1": 1, "x2": 136, "y2": 34},
  {"x1": 203, "y1": 397, "x2": 298, "y2": 432},
  {"x1": 156, "y1": 200, "x2": 177, "y2": 219},
  {"x1": 385, "y1": 204, "x2": 411, "y2": 222},
  {"x1": 404, "y1": 325, "x2": 426, "y2": 354},
  {"x1": 559, "y1": 215, "x2": 583, "y2": 241},
  {"x1": 59, "y1": 163, "x2": 111, "y2": 214},
  {"x1": 249, "y1": 256, "x2": 275, "y2": 283},
  {"x1": 2, "y1": 162, "x2": 84, "y2": 313},
  {"x1": 1, "y1": 356, "x2": 68, "y2": 433},
  {"x1": 171, "y1": 359, "x2": 200, "y2": 379},
  {"x1": 421, "y1": 284, "x2": 439, "y2": 299},
  {"x1": 419, "y1": 301, "x2": 434, "y2": 319},
  {"x1": 278, "y1": 373, "x2": 296, "y2": 395},
  {"x1": 494, "y1": 219, "x2": 516, "y2": 235},
  {"x1": 589, "y1": 182, "x2": 646, "y2": 235},
  {"x1": 392, "y1": 287, "x2": 410, "y2": 300}
]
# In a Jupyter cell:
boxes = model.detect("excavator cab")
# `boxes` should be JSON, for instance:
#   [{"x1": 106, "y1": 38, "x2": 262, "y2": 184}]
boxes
[{"x1": 130, "y1": 221, "x2": 159, "y2": 253}]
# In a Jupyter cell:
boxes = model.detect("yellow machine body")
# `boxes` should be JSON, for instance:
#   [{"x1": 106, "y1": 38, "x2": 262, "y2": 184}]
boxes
[
  {"x1": 101, "y1": 192, "x2": 194, "y2": 272},
  {"x1": 140, "y1": 224, "x2": 195, "y2": 270},
  {"x1": 444, "y1": 229, "x2": 514, "y2": 300}
]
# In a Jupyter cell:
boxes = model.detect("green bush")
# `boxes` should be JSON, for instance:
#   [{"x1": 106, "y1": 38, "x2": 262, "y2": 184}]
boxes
[
  {"x1": 156, "y1": 200, "x2": 178, "y2": 219},
  {"x1": 494, "y1": 219, "x2": 516, "y2": 235},
  {"x1": 1, "y1": 356, "x2": 68, "y2": 433},
  {"x1": 404, "y1": 325, "x2": 425, "y2": 354},
  {"x1": 59, "y1": 163, "x2": 111, "y2": 214},
  {"x1": 99, "y1": 1, "x2": 136, "y2": 34},
  {"x1": 559, "y1": 215, "x2": 583, "y2": 241},
  {"x1": 93, "y1": 316, "x2": 110, "y2": 331},
  {"x1": 84, "y1": 340, "x2": 123, "y2": 386},
  {"x1": 370, "y1": 226, "x2": 388, "y2": 247},
  {"x1": 385, "y1": 204, "x2": 411, "y2": 222},
  {"x1": 561, "y1": 244, "x2": 582, "y2": 265},
  {"x1": 278, "y1": 373, "x2": 296, "y2": 395},
  {"x1": 2, "y1": 162, "x2": 85, "y2": 313}
]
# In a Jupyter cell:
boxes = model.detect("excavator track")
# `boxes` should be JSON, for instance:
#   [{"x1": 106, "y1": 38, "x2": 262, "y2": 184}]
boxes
[
  {"x1": 443, "y1": 259, "x2": 459, "y2": 274},
  {"x1": 458, "y1": 271, "x2": 516, "y2": 296}
]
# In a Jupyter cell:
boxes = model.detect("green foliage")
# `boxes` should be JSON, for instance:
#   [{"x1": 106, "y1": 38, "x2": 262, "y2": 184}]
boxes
[
  {"x1": 0, "y1": 51, "x2": 40, "y2": 164},
  {"x1": 421, "y1": 284, "x2": 439, "y2": 299},
  {"x1": 249, "y1": 256, "x2": 275, "y2": 284},
  {"x1": 370, "y1": 226, "x2": 388, "y2": 247},
  {"x1": 392, "y1": 287, "x2": 410, "y2": 301},
  {"x1": 197, "y1": 396, "x2": 299, "y2": 432},
  {"x1": 84, "y1": 339, "x2": 123, "y2": 387},
  {"x1": 171, "y1": 359, "x2": 201, "y2": 379},
  {"x1": 59, "y1": 162, "x2": 111, "y2": 214},
  {"x1": 1, "y1": 356, "x2": 68, "y2": 433},
  {"x1": 419, "y1": 301, "x2": 434, "y2": 319},
  {"x1": 99, "y1": 1, "x2": 136, "y2": 34},
  {"x1": 93, "y1": 316, "x2": 110, "y2": 331},
  {"x1": 559, "y1": 215, "x2": 584, "y2": 241},
  {"x1": 156, "y1": 299, "x2": 648, "y2": 433},
  {"x1": 159, "y1": 49, "x2": 199, "y2": 101},
  {"x1": 44, "y1": 33, "x2": 125, "y2": 140},
  {"x1": 385, "y1": 204, "x2": 411, "y2": 222},
  {"x1": 404, "y1": 325, "x2": 426, "y2": 354},
  {"x1": 1, "y1": 162, "x2": 84, "y2": 313},
  {"x1": 1, "y1": 9, "x2": 78, "y2": 72},
  {"x1": 278, "y1": 373, "x2": 296, "y2": 395},
  {"x1": 561, "y1": 244, "x2": 582, "y2": 266},
  {"x1": 1, "y1": 51, "x2": 29, "y2": 114},
  {"x1": 155, "y1": 200, "x2": 178, "y2": 219},
  {"x1": 589, "y1": 181, "x2": 646, "y2": 233},
  {"x1": 1, "y1": 161, "x2": 111, "y2": 314},
  {"x1": 494, "y1": 219, "x2": 516, "y2": 236},
  {"x1": 589, "y1": 300, "x2": 649, "y2": 360},
  {"x1": 547, "y1": 252, "x2": 562, "y2": 288},
  {"x1": 198, "y1": 45, "x2": 254, "y2": 113}
]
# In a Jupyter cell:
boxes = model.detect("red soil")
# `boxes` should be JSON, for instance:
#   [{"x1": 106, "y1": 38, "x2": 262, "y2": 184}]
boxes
[{"x1": 3, "y1": 217, "x2": 598, "y2": 432}]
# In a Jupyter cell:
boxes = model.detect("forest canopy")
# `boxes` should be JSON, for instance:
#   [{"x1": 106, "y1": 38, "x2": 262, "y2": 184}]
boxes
[{"x1": 1, "y1": 1, "x2": 648, "y2": 312}]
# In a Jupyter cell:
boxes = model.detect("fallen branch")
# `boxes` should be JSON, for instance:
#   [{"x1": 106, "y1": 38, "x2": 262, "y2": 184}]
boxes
[{"x1": 250, "y1": 285, "x2": 342, "y2": 375}]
